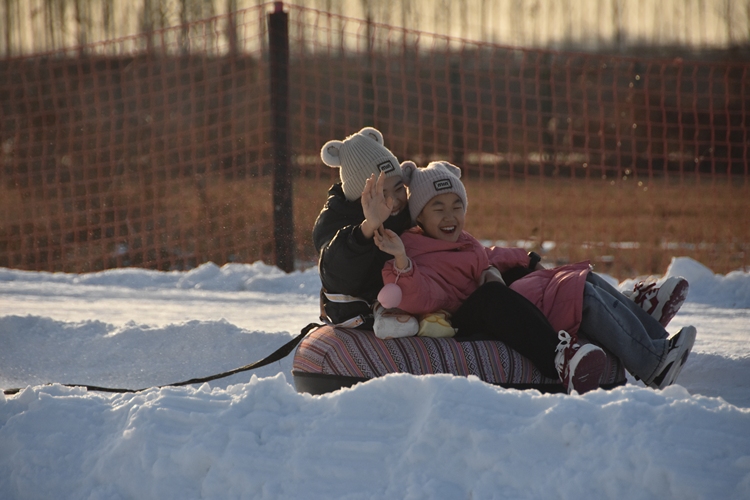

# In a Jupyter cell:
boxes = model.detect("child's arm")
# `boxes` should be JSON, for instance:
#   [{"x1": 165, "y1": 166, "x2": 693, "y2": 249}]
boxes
[
  {"x1": 313, "y1": 189, "x2": 391, "y2": 297},
  {"x1": 485, "y1": 245, "x2": 533, "y2": 272},
  {"x1": 373, "y1": 227, "x2": 410, "y2": 271},
  {"x1": 376, "y1": 230, "x2": 459, "y2": 315}
]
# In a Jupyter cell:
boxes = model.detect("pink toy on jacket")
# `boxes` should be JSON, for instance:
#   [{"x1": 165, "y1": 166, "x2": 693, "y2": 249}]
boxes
[{"x1": 382, "y1": 227, "x2": 591, "y2": 334}]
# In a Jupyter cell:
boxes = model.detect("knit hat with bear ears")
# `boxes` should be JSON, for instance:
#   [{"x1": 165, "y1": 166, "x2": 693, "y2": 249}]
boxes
[
  {"x1": 320, "y1": 127, "x2": 402, "y2": 202},
  {"x1": 402, "y1": 161, "x2": 467, "y2": 225}
]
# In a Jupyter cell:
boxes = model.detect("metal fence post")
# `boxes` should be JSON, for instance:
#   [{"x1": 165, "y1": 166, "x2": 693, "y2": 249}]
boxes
[{"x1": 268, "y1": 2, "x2": 294, "y2": 272}]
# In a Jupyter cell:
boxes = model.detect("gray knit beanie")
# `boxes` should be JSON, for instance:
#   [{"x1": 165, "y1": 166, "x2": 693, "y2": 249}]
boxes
[
  {"x1": 403, "y1": 161, "x2": 467, "y2": 224},
  {"x1": 320, "y1": 127, "x2": 402, "y2": 202}
]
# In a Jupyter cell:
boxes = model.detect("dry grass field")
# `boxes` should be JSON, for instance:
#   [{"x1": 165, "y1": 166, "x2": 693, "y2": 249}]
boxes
[
  {"x1": 2, "y1": 173, "x2": 748, "y2": 279},
  {"x1": 296, "y1": 176, "x2": 750, "y2": 279}
]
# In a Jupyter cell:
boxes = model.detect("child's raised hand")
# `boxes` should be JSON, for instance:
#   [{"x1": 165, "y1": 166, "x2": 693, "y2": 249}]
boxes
[
  {"x1": 375, "y1": 227, "x2": 411, "y2": 271},
  {"x1": 360, "y1": 173, "x2": 393, "y2": 238},
  {"x1": 373, "y1": 226, "x2": 406, "y2": 257}
]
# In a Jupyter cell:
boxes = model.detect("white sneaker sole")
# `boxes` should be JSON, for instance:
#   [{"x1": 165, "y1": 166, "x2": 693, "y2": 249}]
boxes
[
  {"x1": 649, "y1": 326, "x2": 697, "y2": 389},
  {"x1": 652, "y1": 278, "x2": 689, "y2": 327},
  {"x1": 567, "y1": 343, "x2": 607, "y2": 394}
]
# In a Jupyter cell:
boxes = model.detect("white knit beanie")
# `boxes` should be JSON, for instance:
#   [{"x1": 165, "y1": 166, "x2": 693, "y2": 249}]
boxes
[
  {"x1": 403, "y1": 161, "x2": 467, "y2": 224},
  {"x1": 320, "y1": 127, "x2": 402, "y2": 202}
]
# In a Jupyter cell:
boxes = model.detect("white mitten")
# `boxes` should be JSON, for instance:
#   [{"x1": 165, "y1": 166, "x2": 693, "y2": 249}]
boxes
[
  {"x1": 373, "y1": 303, "x2": 419, "y2": 339},
  {"x1": 479, "y1": 266, "x2": 506, "y2": 286}
]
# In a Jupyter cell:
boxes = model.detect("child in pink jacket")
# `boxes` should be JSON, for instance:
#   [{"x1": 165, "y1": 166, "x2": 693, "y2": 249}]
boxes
[
  {"x1": 375, "y1": 162, "x2": 607, "y2": 394},
  {"x1": 375, "y1": 161, "x2": 697, "y2": 392}
]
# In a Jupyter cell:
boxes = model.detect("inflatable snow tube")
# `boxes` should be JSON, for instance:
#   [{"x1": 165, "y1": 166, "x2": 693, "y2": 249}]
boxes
[{"x1": 292, "y1": 325, "x2": 626, "y2": 395}]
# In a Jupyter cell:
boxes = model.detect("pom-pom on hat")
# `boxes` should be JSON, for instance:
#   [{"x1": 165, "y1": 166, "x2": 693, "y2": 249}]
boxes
[
  {"x1": 321, "y1": 127, "x2": 402, "y2": 201},
  {"x1": 403, "y1": 161, "x2": 467, "y2": 224}
]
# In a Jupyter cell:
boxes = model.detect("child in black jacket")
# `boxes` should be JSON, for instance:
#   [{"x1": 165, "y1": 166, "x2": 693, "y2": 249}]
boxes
[{"x1": 313, "y1": 127, "x2": 413, "y2": 328}]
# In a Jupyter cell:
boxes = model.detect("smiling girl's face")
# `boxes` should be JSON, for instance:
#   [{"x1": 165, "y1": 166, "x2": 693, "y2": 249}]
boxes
[{"x1": 415, "y1": 192, "x2": 465, "y2": 242}]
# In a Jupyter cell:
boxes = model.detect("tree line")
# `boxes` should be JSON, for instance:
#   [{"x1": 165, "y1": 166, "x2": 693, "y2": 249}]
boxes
[{"x1": 2, "y1": 0, "x2": 749, "y2": 57}]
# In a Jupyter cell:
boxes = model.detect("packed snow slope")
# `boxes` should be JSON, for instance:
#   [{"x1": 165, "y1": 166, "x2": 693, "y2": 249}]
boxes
[{"x1": 1, "y1": 257, "x2": 749, "y2": 499}]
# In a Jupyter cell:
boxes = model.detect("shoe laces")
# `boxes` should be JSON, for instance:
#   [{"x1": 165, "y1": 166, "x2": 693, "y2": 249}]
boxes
[
  {"x1": 633, "y1": 281, "x2": 657, "y2": 306},
  {"x1": 555, "y1": 330, "x2": 574, "y2": 372},
  {"x1": 556, "y1": 330, "x2": 572, "y2": 350}
]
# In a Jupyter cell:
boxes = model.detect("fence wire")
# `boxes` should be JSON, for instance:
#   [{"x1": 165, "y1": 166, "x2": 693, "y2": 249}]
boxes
[{"x1": 1, "y1": 3, "x2": 748, "y2": 278}]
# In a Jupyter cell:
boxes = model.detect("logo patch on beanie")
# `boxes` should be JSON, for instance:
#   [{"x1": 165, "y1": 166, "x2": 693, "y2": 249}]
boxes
[
  {"x1": 434, "y1": 179, "x2": 453, "y2": 191},
  {"x1": 377, "y1": 160, "x2": 396, "y2": 174}
]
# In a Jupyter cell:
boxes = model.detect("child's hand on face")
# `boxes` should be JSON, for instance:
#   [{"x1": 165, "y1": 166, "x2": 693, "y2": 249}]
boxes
[{"x1": 360, "y1": 173, "x2": 394, "y2": 238}]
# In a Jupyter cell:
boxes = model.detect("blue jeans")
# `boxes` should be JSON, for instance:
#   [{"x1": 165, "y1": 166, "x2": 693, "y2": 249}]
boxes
[{"x1": 578, "y1": 273, "x2": 670, "y2": 383}]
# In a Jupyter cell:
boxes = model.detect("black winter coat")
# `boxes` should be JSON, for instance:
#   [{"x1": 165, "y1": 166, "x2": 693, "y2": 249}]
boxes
[{"x1": 313, "y1": 183, "x2": 413, "y2": 325}]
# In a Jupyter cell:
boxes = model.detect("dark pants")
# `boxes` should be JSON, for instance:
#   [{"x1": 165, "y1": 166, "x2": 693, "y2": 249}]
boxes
[{"x1": 451, "y1": 282, "x2": 560, "y2": 379}]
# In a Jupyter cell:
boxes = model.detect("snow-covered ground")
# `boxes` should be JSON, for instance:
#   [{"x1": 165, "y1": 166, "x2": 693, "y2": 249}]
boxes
[{"x1": 1, "y1": 257, "x2": 748, "y2": 499}]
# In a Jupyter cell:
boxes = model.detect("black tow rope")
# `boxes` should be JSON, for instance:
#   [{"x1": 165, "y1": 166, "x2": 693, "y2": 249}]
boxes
[{"x1": 3, "y1": 323, "x2": 323, "y2": 396}]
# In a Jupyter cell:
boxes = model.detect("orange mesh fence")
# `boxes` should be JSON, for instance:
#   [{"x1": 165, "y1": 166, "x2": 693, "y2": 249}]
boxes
[
  {"x1": 1, "y1": 3, "x2": 749, "y2": 278},
  {"x1": 1, "y1": 6, "x2": 274, "y2": 272}
]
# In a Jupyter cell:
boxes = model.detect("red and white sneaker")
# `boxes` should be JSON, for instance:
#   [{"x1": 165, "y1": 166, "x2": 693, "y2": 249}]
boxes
[
  {"x1": 647, "y1": 326, "x2": 697, "y2": 389},
  {"x1": 625, "y1": 276, "x2": 689, "y2": 328},
  {"x1": 554, "y1": 331, "x2": 606, "y2": 395}
]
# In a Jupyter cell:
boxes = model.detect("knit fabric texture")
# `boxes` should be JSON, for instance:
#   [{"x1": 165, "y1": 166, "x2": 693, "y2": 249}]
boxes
[
  {"x1": 403, "y1": 161, "x2": 468, "y2": 224},
  {"x1": 320, "y1": 127, "x2": 402, "y2": 201}
]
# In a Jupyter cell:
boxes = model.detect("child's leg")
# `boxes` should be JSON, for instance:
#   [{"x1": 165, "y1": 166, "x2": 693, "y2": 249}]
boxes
[
  {"x1": 586, "y1": 273, "x2": 667, "y2": 341},
  {"x1": 578, "y1": 280, "x2": 670, "y2": 383},
  {"x1": 451, "y1": 282, "x2": 560, "y2": 379}
]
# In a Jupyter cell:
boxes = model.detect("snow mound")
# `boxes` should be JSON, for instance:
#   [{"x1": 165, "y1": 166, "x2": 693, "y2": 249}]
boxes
[
  {"x1": 617, "y1": 257, "x2": 750, "y2": 309},
  {"x1": 666, "y1": 257, "x2": 750, "y2": 308}
]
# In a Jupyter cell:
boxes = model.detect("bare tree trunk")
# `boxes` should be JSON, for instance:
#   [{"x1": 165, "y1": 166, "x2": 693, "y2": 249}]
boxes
[
  {"x1": 74, "y1": 0, "x2": 86, "y2": 54},
  {"x1": 42, "y1": 0, "x2": 50, "y2": 51},
  {"x1": 362, "y1": 0, "x2": 375, "y2": 126},
  {"x1": 480, "y1": 0, "x2": 487, "y2": 42},
  {"x1": 156, "y1": 0, "x2": 170, "y2": 30},
  {"x1": 180, "y1": 0, "x2": 188, "y2": 54},
  {"x1": 226, "y1": 0, "x2": 238, "y2": 55},
  {"x1": 596, "y1": 0, "x2": 604, "y2": 48},
  {"x1": 360, "y1": 0, "x2": 372, "y2": 29},
  {"x1": 58, "y1": 0, "x2": 68, "y2": 50},
  {"x1": 724, "y1": 0, "x2": 734, "y2": 45},
  {"x1": 4, "y1": 0, "x2": 13, "y2": 56},
  {"x1": 142, "y1": 0, "x2": 154, "y2": 53},
  {"x1": 612, "y1": 0, "x2": 623, "y2": 52},
  {"x1": 400, "y1": 0, "x2": 412, "y2": 52},
  {"x1": 101, "y1": 0, "x2": 115, "y2": 45}
]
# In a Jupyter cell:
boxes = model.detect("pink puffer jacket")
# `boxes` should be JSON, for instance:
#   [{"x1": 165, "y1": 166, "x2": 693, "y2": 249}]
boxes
[
  {"x1": 508, "y1": 260, "x2": 591, "y2": 335},
  {"x1": 382, "y1": 228, "x2": 590, "y2": 334}
]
